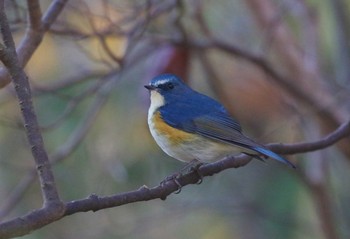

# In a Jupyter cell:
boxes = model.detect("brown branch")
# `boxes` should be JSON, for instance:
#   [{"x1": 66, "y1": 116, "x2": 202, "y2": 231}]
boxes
[
  {"x1": 0, "y1": 207, "x2": 65, "y2": 239},
  {"x1": 53, "y1": 120, "x2": 350, "y2": 215},
  {"x1": 0, "y1": 74, "x2": 113, "y2": 226},
  {"x1": 176, "y1": 37, "x2": 350, "y2": 157},
  {"x1": 40, "y1": 77, "x2": 109, "y2": 130},
  {"x1": 243, "y1": 0, "x2": 350, "y2": 161},
  {"x1": 0, "y1": 1, "x2": 348, "y2": 237},
  {"x1": 267, "y1": 120, "x2": 350, "y2": 154},
  {"x1": 0, "y1": 0, "x2": 64, "y2": 236},
  {"x1": 0, "y1": 1, "x2": 60, "y2": 204},
  {"x1": 159, "y1": 0, "x2": 350, "y2": 164},
  {"x1": 63, "y1": 119, "x2": 350, "y2": 215},
  {"x1": 0, "y1": 0, "x2": 69, "y2": 88},
  {"x1": 27, "y1": 0, "x2": 42, "y2": 30},
  {"x1": 0, "y1": 74, "x2": 115, "y2": 238},
  {"x1": 1, "y1": 117, "x2": 348, "y2": 238},
  {"x1": 212, "y1": 39, "x2": 347, "y2": 122}
]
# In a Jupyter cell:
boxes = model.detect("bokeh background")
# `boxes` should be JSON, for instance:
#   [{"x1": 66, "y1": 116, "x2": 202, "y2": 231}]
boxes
[{"x1": 0, "y1": 0, "x2": 349, "y2": 238}]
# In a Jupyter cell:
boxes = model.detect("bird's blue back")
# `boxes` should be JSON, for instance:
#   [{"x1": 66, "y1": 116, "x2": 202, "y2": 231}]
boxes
[{"x1": 157, "y1": 81, "x2": 242, "y2": 134}]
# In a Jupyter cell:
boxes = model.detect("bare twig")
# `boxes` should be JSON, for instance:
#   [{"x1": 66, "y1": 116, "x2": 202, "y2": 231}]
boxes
[
  {"x1": 0, "y1": 0, "x2": 69, "y2": 88},
  {"x1": 0, "y1": 73, "x2": 114, "y2": 223},
  {"x1": 0, "y1": 0, "x2": 62, "y2": 206},
  {"x1": 50, "y1": 119, "x2": 350, "y2": 216},
  {"x1": 267, "y1": 120, "x2": 350, "y2": 154},
  {"x1": 27, "y1": 0, "x2": 42, "y2": 30},
  {"x1": 0, "y1": 0, "x2": 64, "y2": 235},
  {"x1": 64, "y1": 119, "x2": 350, "y2": 215},
  {"x1": 214, "y1": 40, "x2": 346, "y2": 121},
  {"x1": 0, "y1": 1, "x2": 348, "y2": 238},
  {"x1": 243, "y1": 0, "x2": 350, "y2": 162},
  {"x1": 40, "y1": 76, "x2": 109, "y2": 130},
  {"x1": 1, "y1": 116, "x2": 348, "y2": 238}
]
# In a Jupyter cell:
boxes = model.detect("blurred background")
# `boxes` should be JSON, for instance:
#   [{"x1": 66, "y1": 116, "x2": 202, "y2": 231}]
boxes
[{"x1": 0, "y1": 0, "x2": 349, "y2": 238}]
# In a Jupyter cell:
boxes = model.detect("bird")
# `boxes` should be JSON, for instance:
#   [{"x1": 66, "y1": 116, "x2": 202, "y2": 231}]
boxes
[{"x1": 145, "y1": 73, "x2": 295, "y2": 169}]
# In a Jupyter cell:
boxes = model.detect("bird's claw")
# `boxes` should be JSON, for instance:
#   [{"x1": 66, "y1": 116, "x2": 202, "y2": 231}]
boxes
[
  {"x1": 173, "y1": 178, "x2": 182, "y2": 194},
  {"x1": 189, "y1": 163, "x2": 204, "y2": 184},
  {"x1": 160, "y1": 160, "x2": 205, "y2": 194},
  {"x1": 160, "y1": 172, "x2": 183, "y2": 193}
]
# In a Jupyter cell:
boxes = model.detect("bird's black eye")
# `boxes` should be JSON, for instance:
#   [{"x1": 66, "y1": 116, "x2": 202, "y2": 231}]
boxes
[{"x1": 167, "y1": 82, "x2": 174, "y2": 89}]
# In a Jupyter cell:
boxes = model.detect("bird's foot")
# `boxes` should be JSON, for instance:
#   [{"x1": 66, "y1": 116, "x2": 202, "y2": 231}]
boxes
[
  {"x1": 188, "y1": 162, "x2": 204, "y2": 184},
  {"x1": 178, "y1": 159, "x2": 204, "y2": 184},
  {"x1": 160, "y1": 159, "x2": 204, "y2": 194},
  {"x1": 160, "y1": 172, "x2": 183, "y2": 194}
]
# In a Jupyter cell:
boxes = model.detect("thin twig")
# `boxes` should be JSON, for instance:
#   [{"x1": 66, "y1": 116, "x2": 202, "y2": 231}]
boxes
[
  {"x1": 27, "y1": 0, "x2": 42, "y2": 30},
  {"x1": 0, "y1": 0, "x2": 64, "y2": 235},
  {"x1": 267, "y1": 120, "x2": 350, "y2": 154},
  {"x1": 1, "y1": 116, "x2": 348, "y2": 238},
  {"x1": 0, "y1": 0, "x2": 62, "y2": 206},
  {"x1": 0, "y1": 0, "x2": 69, "y2": 88},
  {"x1": 0, "y1": 73, "x2": 115, "y2": 223},
  {"x1": 64, "y1": 119, "x2": 350, "y2": 215}
]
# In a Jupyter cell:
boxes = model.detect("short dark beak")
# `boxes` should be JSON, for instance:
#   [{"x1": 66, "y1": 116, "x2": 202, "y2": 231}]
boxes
[{"x1": 144, "y1": 85, "x2": 156, "y2": 90}]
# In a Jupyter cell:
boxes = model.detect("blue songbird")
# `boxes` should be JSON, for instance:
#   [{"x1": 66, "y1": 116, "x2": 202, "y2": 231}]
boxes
[{"x1": 145, "y1": 73, "x2": 295, "y2": 168}]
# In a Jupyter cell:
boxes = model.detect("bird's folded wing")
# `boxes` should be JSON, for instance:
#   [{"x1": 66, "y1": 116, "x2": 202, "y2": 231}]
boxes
[
  {"x1": 180, "y1": 114, "x2": 296, "y2": 168},
  {"x1": 189, "y1": 114, "x2": 261, "y2": 149}
]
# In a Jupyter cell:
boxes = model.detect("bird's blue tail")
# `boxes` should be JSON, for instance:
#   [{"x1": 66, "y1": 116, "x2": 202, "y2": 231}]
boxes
[{"x1": 252, "y1": 147, "x2": 296, "y2": 169}]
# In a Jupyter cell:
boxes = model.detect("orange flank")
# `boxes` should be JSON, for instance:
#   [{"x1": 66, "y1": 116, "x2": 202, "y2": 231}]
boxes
[{"x1": 152, "y1": 111, "x2": 194, "y2": 145}]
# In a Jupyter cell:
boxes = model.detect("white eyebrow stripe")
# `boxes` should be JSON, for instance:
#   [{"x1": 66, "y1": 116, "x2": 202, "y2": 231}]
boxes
[{"x1": 154, "y1": 79, "x2": 170, "y2": 86}]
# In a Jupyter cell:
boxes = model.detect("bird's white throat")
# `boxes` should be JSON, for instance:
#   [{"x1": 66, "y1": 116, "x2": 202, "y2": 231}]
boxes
[{"x1": 148, "y1": 91, "x2": 165, "y2": 117}]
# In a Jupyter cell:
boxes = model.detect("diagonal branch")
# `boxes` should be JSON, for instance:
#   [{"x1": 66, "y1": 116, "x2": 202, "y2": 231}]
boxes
[
  {"x1": 211, "y1": 39, "x2": 348, "y2": 125},
  {"x1": 0, "y1": 0, "x2": 63, "y2": 215},
  {"x1": 268, "y1": 120, "x2": 350, "y2": 154},
  {"x1": 27, "y1": 0, "x2": 42, "y2": 30},
  {"x1": 64, "y1": 119, "x2": 350, "y2": 216},
  {"x1": 0, "y1": 114, "x2": 348, "y2": 238},
  {"x1": 0, "y1": 0, "x2": 69, "y2": 88},
  {"x1": 0, "y1": 76, "x2": 112, "y2": 220}
]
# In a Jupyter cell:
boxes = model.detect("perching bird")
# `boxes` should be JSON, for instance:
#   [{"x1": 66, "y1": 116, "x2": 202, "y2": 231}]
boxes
[{"x1": 145, "y1": 73, "x2": 295, "y2": 168}]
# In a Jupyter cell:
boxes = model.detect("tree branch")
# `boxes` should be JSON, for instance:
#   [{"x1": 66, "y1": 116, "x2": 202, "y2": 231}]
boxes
[
  {"x1": 0, "y1": 0, "x2": 69, "y2": 88},
  {"x1": 0, "y1": 1, "x2": 348, "y2": 238},
  {"x1": 0, "y1": 74, "x2": 115, "y2": 234},
  {"x1": 211, "y1": 39, "x2": 348, "y2": 124},
  {"x1": 64, "y1": 119, "x2": 350, "y2": 215},
  {"x1": 0, "y1": 0, "x2": 64, "y2": 233},
  {"x1": 0, "y1": 79, "x2": 111, "y2": 220},
  {"x1": 267, "y1": 120, "x2": 350, "y2": 154},
  {"x1": 27, "y1": 0, "x2": 42, "y2": 30},
  {"x1": 1, "y1": 117, "x2": 348, "y2": 238}
]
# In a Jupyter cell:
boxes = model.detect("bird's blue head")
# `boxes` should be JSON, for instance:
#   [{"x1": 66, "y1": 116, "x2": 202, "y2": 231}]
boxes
[
  {"x1": 145, "y1": 74, "x2": 192, "y2": 110},
  {"x1": 145, "y1": 74, "x2": 188, "y2": 94}
]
